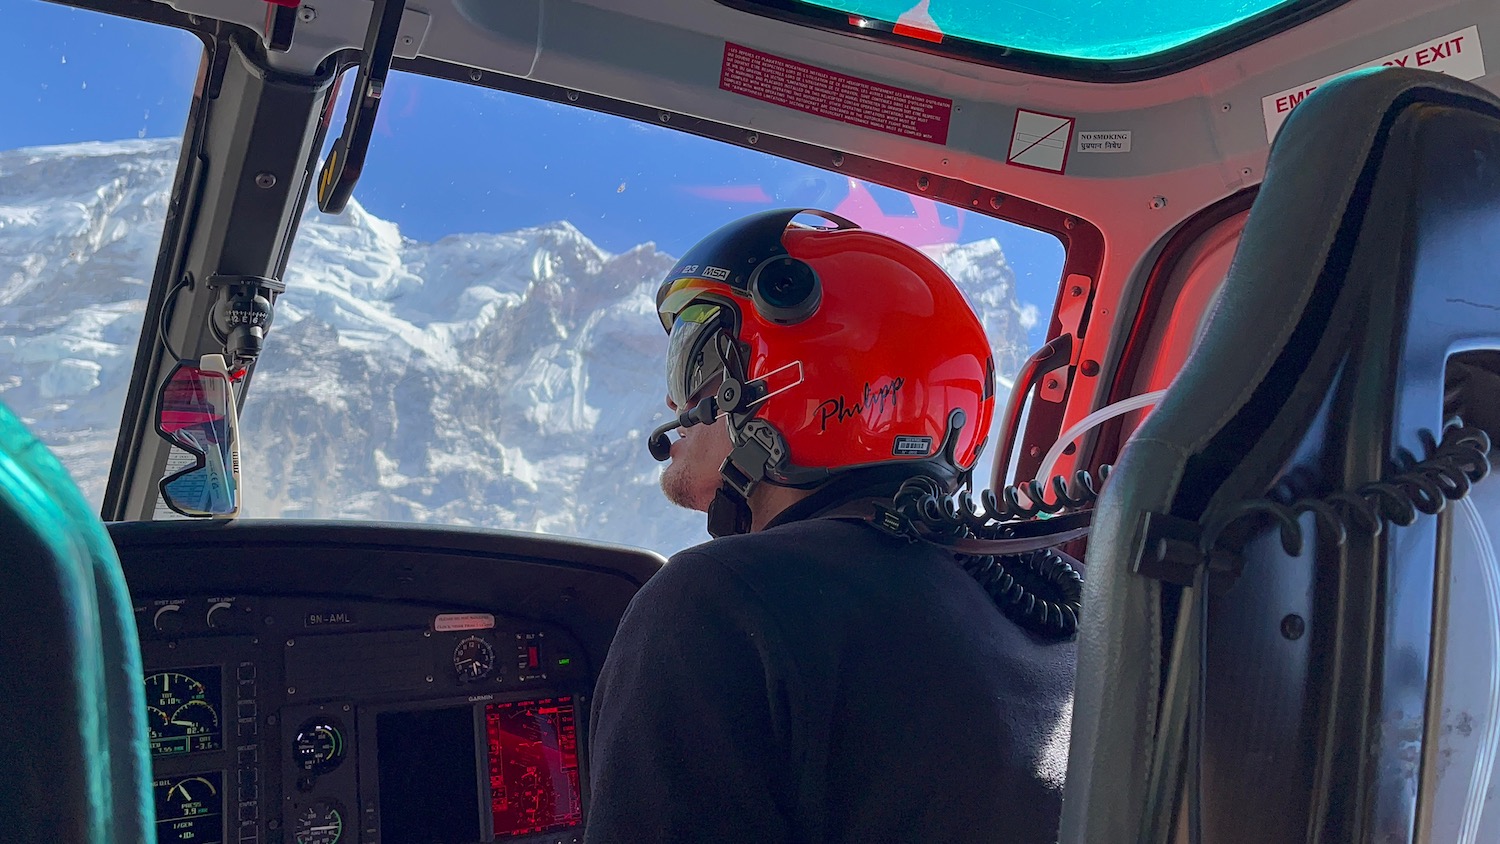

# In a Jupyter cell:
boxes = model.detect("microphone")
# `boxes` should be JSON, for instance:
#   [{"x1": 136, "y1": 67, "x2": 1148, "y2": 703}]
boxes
[
  {"x1": 647, "y1": 396, "x2": 719, "y2": 462},
  {"x1": 647, "y1": 420, "x2": 678, "y2": 462}
]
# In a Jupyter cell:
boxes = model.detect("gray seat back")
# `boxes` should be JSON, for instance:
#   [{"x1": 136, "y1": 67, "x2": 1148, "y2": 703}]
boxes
[{"x1": 1062, "y1": 67, "x2": 1500, "y2": 843}]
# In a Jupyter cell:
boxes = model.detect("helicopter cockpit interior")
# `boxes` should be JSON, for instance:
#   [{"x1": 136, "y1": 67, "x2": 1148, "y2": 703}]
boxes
[{"x1": 2, "y1": 0, "x2": 1498, "y2": 843}]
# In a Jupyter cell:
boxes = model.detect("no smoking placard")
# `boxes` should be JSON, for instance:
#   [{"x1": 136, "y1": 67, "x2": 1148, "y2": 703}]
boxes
[{"x1": 1008, "y1": 109, "x2": 1075, "y2": 173}]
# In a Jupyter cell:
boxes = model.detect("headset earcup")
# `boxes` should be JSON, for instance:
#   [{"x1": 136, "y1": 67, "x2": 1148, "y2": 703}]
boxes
[{"x1": 749, "y1": 256, "x2": 821, "y2": 324}]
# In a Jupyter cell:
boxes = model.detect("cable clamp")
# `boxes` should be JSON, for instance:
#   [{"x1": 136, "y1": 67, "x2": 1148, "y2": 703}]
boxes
[{"x1": 1135, "y1": 511, "x2": 1242, "y2": 589}]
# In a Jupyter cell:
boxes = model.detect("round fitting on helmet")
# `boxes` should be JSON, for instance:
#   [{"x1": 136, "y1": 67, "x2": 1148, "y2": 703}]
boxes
[{"x1": 749, "y1": 255, "x2": 820, "y2": 325}]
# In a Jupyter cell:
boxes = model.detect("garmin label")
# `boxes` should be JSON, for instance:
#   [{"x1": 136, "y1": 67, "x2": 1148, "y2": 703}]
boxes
[{"x1": 893, "y1": 436, "x2": 933, "y2": 456}]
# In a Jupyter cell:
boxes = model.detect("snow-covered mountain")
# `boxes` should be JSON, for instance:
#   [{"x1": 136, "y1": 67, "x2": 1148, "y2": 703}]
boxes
[{"x1": 0, "y1": 138, "x2": 1036, "y2": 557}]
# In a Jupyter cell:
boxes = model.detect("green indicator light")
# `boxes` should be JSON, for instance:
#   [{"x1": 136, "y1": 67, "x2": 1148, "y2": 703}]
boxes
[{"x1": 557, "y1": 658, "x2": 571, "y2": 666}]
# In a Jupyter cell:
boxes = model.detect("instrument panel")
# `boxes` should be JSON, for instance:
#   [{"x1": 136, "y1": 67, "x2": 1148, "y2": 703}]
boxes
[{"x1": 111, "y1": 520, "x2": 661, "y2": 844}]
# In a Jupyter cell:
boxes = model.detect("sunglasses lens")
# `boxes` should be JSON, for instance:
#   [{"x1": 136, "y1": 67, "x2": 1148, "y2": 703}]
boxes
[{"x1": 156, "y1": 357, "x2": 240, "y2": 517}]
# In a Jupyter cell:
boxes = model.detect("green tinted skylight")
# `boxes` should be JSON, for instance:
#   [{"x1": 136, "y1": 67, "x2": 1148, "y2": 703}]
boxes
[{"x1": 767, "y1": 0, "x2": 1316, "y2": 61}]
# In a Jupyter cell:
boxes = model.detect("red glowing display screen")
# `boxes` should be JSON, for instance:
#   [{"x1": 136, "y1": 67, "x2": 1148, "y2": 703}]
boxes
[{"x1": 485, "y1": 696, "x2": 583, "y2": 839}]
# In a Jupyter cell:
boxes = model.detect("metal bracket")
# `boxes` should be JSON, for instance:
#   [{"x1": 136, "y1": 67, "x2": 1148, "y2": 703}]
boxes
[
  {"x1": 262, "y1": 0, "x2": 299, "y2": 52},
  {"x1": 1038, "y1": 273, "x2": 1093, "y2": 403}
]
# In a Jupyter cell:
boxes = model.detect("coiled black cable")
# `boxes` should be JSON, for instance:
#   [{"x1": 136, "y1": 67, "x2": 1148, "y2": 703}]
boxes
[
  {"x1": 1199, "y1": 418, "x2": 1492, "y2": 558},
  {"x1": 958, "y1": 548, "x2": 1085, "y2": 639},
  {"x1": 894, "y1": 465, "x2": 1110, "y2": 536},
  {"x1": 887, "y1": 467, "x2": 1110, "y2": 640}
]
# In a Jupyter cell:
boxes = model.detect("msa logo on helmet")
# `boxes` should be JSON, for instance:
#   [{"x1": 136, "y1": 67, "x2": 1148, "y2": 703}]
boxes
[
  {"x1": 703, "y1": 266, "x2": 731, "y2": 281},
  {"x1": 892, "y1": 436, "x2": 933, "y2": 456}
]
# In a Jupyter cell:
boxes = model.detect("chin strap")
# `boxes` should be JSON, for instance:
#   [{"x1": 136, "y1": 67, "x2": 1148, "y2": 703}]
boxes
[{"x1": 707, "y1": 484, "x2": 753, "y2": 537}]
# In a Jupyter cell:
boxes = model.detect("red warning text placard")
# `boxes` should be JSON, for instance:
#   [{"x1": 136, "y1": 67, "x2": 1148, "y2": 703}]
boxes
[
  {"x1": 720, "y1": 43, "x2": 952, "y2": 145},
  {"x1": 1261, "y1": 25, "x2": 1485, "y2": 142}
]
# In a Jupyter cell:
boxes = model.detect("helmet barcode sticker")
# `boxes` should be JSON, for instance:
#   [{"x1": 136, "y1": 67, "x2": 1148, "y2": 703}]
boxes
[{"x1": 893, "y1": 436, "x2": 933, "y2": 456}]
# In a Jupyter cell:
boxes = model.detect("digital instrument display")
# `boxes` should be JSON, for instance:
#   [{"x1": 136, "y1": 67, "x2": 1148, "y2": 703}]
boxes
[
  {"x1": 376, "y1": 706, "x2": 483, "y2": 844},
  {"x1": 153, "y1": 772, "x2": 223, "y2": 844},
  {"x1": 145, "y1": 666, "x2": 223, "y2": 756},
  {"x1": 485, "y1": 696, "x2": 582, "y2": 839}
]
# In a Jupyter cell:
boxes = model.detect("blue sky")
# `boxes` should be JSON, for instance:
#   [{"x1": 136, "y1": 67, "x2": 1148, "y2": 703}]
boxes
[
  {"x1": 5, "y1": 0, "x2": 1064, "y2": 332},
  {"x1": 3, "y1": 3, "x2": 200, "y2": 148}
]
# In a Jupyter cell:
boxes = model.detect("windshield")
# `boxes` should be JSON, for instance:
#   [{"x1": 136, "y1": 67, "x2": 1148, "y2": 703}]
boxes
[
  {"x1": 0, "y1": 16, "x2": 1064, "y2": 557},
  {"x1": 236, "y1": 70, "x2": 1063, "y2": 555},
  {"x1": 0, "y1": 3, "x2": 199, "y2": 508}
]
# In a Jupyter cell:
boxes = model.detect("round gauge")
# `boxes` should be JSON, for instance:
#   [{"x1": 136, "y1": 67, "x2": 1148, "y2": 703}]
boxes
[
  {"x1": 453, "y1": 635, "x2": 496, "y2": 682},
  {"x1": 294, "y1": 801, "x2": 345, "y2": 844},
  {"x1": 169, "y1": 699, "x2": 219, "y2": 736},
  {"x1": 161, "y1": 774, "x2": 219, "y2": 814},
  {"x1": 146, "y1": 703, "x2": 172, "y2": 734},
  {"x1": 145, "y1": 671, "x2": 208, "y2": 715},
  {"x1": 293, "y1": 719, "x2": 346, "y2": 774}
]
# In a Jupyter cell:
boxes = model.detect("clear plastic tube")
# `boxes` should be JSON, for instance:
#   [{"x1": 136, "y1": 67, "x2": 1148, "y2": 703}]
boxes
[
  {"x1": 1457, "y1": 495, "x2": 1499, "y2": 844},
  {"x1": 1034, "y1": 390, "x2": 1167, "y2": 484}
]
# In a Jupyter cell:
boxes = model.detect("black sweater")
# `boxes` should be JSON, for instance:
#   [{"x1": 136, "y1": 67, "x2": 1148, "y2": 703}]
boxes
[{"x1": 585, "y1": 489, "x2": 1076, "y2": 843}]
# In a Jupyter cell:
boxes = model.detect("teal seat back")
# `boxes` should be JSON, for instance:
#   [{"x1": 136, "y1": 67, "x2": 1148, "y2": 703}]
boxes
[{"x1": 0, "y1": 402, "x2": 153, "y2": 843}]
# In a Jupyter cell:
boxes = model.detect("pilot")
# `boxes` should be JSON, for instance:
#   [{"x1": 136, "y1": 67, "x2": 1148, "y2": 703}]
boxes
[{"x1": 585, "y1": 209, "x2": 1076, "y2": 843}]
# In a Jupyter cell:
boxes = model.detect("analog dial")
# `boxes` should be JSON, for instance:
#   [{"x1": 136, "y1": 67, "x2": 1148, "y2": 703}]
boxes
[
  {"x1": 294, "y1": 801, "x2": 344, "y2": 844},
  {"x1": 454, "y1": 635, "x2": 496, "y2": 682},
  {"x1": 293, "y1": 719, "x2": 346, "y2": 774}
]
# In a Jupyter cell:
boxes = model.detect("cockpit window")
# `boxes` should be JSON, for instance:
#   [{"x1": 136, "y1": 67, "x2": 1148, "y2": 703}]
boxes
[
  {"x1": 0, "y1": 4, "x2": 199, "y2": 509},
  {"x1": 724, "y1": 0, "x2": 1342, "y2": 76},
  {"x1": 238, "y1": 69, "x2": 1063, "y2": 555},
  {"x1": 0, "y1": 15, "x2": 1063, "y2": 553}
]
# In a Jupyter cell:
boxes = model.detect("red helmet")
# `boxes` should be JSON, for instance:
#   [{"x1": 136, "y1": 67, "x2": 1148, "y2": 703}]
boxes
[{"x1": 657, "y1": 209, "x2": 996, "y2": 499}]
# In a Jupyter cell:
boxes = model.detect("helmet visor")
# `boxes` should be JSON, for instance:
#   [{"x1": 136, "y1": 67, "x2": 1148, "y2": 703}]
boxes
[
  {"x1": 665, "y1": 302, "x2": 728, "y2": 409},
  {"x1": 657, "y1": 276, "x2": 728, "y2": 331}
]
